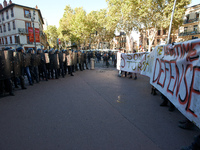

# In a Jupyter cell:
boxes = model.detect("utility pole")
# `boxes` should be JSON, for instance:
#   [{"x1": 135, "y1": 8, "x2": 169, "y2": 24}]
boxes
[
  {"x1": 31, "y1": 10, "x2": 36, "y2": 51},
  {"x1": 167, "y1": 0, "x2": 177, "y2": 44}
]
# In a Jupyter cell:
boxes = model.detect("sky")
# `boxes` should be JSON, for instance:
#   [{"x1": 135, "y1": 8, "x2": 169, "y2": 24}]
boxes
[
  {"x1": 9, "y1": 0, "x2": 108, "y2": 28},
  {"x1": 4, "y1": 0, "x2": 200, "y2": 28}
]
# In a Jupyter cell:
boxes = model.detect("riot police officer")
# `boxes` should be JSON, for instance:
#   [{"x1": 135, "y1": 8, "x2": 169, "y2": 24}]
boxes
[
  {"x1": 66, "y1": 50, "x2": 74, "y2": 76},
  {"x1": 11, "y1": 48, "x2": 27, "y2": 90},
  {"x1": 0, "y1": 47, "x2": 14, "y2": 96},
  {"x1": 37, "y1": 49, "x2": 48, "y2": 81},
  {"x1": 58, "y1": 50, "x2": 65, "y2": 78},
  {"x1": 49, "y1": 49, "x2": 60, "y2": 79},
  {"x1": 17, "y1": 47, "x2": 33, "y2": 86},
  {"x1": 27, "y1": 48, "x2": 39, "y2": 84}
]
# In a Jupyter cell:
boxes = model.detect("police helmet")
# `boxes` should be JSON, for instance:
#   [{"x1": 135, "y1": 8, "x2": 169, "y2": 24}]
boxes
[{"x1": 37, "y1": 48, "x2": 43, "y2": 54}]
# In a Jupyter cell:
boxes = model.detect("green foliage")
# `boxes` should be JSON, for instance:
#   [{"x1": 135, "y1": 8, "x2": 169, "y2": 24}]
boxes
[
  {"x1": 44, "y1": 25, "x2": 58, "y2": 48},
  {"x1": 45, "y1": 0, "x2": 191, "y2": 50}
]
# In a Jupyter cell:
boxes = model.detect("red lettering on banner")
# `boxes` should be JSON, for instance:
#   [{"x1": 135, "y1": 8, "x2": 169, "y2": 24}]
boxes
[
  {"x1": 174, "y1": 44, "x2": 181, "y2": 58},
  {"x1": 191, "y1": 41, "x2": 200, "y2": 51},
  {"x1": 186, "y1": 48, "x2": 199, "y2": 62},
  {"x1": 166, "y1": 60, "x2": 175, "y2": 95},
  {"x1": 187, "y1": 66, "x2": 200, "y2": 117},
  {"x1": 178, "y1": 64, "x2": 191, "y2": 105},
  {"x1": 157, "y1": 60, "x2": 166, "y2": 88},
  {"x1": 181, "y1": 42, "x2": 191, "y2": 58},
  {"x1": 152, "y1": 58, "x2": 198, "y2": 117},
  {"x1": 153, "y1": 58, "x2": 161, "y2": 83},
  {"x1": 175, "y1": 64, "x2": 185, "y2": 97}
]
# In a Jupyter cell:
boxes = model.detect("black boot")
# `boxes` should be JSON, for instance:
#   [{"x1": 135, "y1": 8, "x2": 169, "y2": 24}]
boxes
[{"x1": 169, "y1": 102, "x2": 175, "y2": 112}]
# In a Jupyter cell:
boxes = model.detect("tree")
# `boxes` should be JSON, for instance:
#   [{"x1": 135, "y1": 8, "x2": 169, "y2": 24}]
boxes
[
  {"x1": 86, "y1": 9, "x2": 115, "y2": 49},
  {"x1": 106, "y1": 0, "x2": 191, "y2": 51},
  {"x1": 137, "y1": 0, "x2": 191, "y2": 51},
  {"x1": 44, "y1": 25, "x2": 58, "y2": 49},
  {"x1": 106, "y1": 0, "x2": 140, "y2": 52},
  {"x1": 58, "y1": 5, "x2": 88, "y2": 49}
]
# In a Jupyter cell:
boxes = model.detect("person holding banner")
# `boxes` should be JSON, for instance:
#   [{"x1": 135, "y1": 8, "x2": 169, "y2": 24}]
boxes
[
  {"x1": 160, "y1": 94, "x2": 175, "y2": 112},
  {"x1": 129, "y1": 50, "x2": 137, "y2": 80}
]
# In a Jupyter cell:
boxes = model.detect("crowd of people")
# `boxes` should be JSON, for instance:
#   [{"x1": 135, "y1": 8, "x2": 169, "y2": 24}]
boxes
[
  {"x1": 1, "y1": 47, "x2": 199, "y2": 149},
  {"x1": 0, "y1": 48, "x2": 118, "y2": 97},
  {"x1": 0, "y1": 47, "x2": 92, "y2": 97}
]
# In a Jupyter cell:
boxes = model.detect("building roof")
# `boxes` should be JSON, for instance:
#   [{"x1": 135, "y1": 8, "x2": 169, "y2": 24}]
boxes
[{"x1": 0, "y1": 3, "x2": 44, "y2": 24}]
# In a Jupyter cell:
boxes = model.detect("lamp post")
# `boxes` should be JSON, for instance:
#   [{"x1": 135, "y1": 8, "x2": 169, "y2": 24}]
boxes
[
  {"x1": 167, "y1": 0, "x2": 177, "y2": 44},
  {"x1": 30, "y1": 10, "x2": 36, "y2": 51}
]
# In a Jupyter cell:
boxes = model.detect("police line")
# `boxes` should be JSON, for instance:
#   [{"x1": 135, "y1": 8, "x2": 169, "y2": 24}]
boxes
[{"x1": 117, "y1": 39, "x2": 200, "y2": 129}]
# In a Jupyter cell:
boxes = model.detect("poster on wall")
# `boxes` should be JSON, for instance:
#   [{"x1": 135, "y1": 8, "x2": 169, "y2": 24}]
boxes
[{"x1": 28, "y1": 27, "x2": 40, "y2": 43}]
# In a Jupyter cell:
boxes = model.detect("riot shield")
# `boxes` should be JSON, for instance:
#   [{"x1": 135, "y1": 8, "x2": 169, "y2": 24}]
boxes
[
  {"x1": 72, "y1": 52, "x2": 77, "y2": 65},
  {"x1": 81, "y1": 52, "x2": 84, "y2": 64},
  {"x1": 66, "y1": 54, "x2": 72, "y2": 66},
  {"x1": 44, "y1": 53, "x2": 50, "y2": 63},
  {"x1": 12, "y1": 51, "x2": 22, "y2": 77},
  {"x1": 30, "y1": 54, "x2": 37, "y2": 66},
  {"x1": 78, "y1": 52, "x2": 81, "y2": 64},
  {"x1": 0, "y1": 50, "x2": 13, "y2": 80},
  {"x1": 22, "y1": 53, "x2": 31, "y2": 67},
  {"x1": 63, "y1": 53, "x2": 66, "y2": 62},
  {"x1": 49, "y1": 53, "x2": 60, "y2": 69},
  {"x1": 59, "y1": 52, "x2": 63, "y2": 64},
  {"x1": 35, "y1": 54, "x2": 41, "y2": 66}
]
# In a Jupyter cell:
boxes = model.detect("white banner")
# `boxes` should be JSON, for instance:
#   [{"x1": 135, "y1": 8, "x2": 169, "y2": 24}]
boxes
[
  {"x1": 118, "y1": 52, "x2": 149, "y2": 73},
  {"x1": 117, "y1": 39, "x2": 200, "y2": 128},
  {"x1": 150, "y1": 39, "x2": 200, "y2": 128}
]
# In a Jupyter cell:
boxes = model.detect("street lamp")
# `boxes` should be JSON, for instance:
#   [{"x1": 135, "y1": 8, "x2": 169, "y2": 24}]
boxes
[{"x1": 30, "y1": 10, "x2": 36, "y2": 52}]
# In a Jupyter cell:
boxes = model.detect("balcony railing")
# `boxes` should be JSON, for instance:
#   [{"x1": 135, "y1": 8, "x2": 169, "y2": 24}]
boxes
[
  {"x1": 179, "y1": 30, "x2": 200, "y2": 36},
  {"x1": 184, "y1": 18, "x2": 199, "y2": 24},
  {"x1": 18, "y1": 28, "x2": 28, "y2": 34}
]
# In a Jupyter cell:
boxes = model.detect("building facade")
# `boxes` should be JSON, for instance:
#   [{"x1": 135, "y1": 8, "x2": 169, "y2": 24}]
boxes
[
  {"x1": 179, "y1": 4, "x2": 200, "y2": 41},
  {"x1": 134, "y1": 3, "x2": 200, "y2": 52},
  {"x1": 0, "y1": 0, "x2": 47, "y2": 50}
]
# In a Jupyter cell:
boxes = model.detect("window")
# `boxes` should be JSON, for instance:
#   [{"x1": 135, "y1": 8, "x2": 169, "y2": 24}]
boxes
[
  {"x1": 11, "y1": 8, "x2": 14, "y2": 17},
  {"x1": 0, "y1": 38, "x2": 1, "y2": 44},
  {"x1": 5, "y1": 37, "x2": 8, "y2": 44},
  {"x1": 8, "y1": 22, "x2": 10, "y2": 31},
  {"x1": 15, "y1": 36, "x2": 20, "y2": 44},
  {"x1": 24, "y1": 9, "x2": 30, "y2": 18},
  {"x1": 25, "y1": 21, "x2": 31, "y2": 33},
  {"x1": 3, "y1": 24, "x2": 6, "y2": 32},
  {"x1": 186, "y1": 14, "x2": 189, "y2": 22},
  {"x1": 0, "y1": 25, "x2": 2, "y2": 33},
  {"x1": 194, "y1": 25, "x2": 198, "y2": 32},
  {"x1": 196, "y1": 13, "x2": 199, "y2": 20},
  {"x1": 184, "y1": 27, "x2": 188, "y2": 33},
  {"x1": 27, "y1": 36, "x2": 32, "y2": 44},
  {"x1": 2, "y1": 12, "x2": 4, "y2": 21},
  {"x1": 10, "y1": 36, "x2": 12, "y2": 44},
  {"x1": 6, "y1": 10, "x2": 9, "y2": 19},
  {"x1": 12, "y1": 21, "x2": 15, "y2": 30},
  {"x1": 158, "y1": 30, "x2": 161, "y2": 35},
  {"x1": 163, "y1": 29, "x2": 166, "y2": 35}
]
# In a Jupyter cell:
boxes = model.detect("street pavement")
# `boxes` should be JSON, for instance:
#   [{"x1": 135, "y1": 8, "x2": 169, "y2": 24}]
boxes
[{"x1": 0, "y1": 60, "x2": 199, "y2": 150}]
